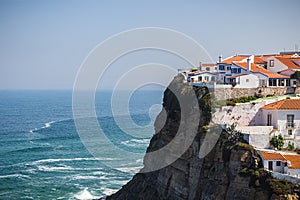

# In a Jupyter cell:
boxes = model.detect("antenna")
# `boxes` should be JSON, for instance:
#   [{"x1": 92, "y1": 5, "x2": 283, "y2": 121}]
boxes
[{"x1": 295, "y1": 44, "x2": 299, "y2": 52}]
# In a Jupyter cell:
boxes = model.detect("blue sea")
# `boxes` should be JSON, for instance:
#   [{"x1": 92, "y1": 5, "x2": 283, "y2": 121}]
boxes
[{"x1": 0, "y1": 90, "x2": 163, "y2": 199}]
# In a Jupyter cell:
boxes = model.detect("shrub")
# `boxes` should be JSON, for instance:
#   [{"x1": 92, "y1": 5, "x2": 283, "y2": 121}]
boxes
[
  {"x1": 270, "y1": 135, "x2": 284, "y2": 150},
  {"x1": 267, "y1": 179, "x2": 291, "y2": 195},
  {"x1": 287, "y1": 142, "x2": 295, "y2": 151}
]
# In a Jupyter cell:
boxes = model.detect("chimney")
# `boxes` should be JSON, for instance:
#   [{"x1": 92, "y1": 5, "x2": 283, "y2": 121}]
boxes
[
  {"x1": 218, "y1": 55, "x2": 222, "y2": 63},
  {"x1": 247, "y1": 58, "x2": 251, "y2": 72}
]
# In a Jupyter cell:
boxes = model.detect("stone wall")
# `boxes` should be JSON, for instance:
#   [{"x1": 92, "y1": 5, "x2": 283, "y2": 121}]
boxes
[{"x1": 212, "y1": 87, "x2": 299, "y2": 100}]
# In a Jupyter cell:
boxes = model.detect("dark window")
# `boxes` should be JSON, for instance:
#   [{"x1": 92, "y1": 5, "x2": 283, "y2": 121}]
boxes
[
  {"x1": 287, "y1": 115, "x2": 295, "y2": 128},
  {"x1": 227, "y1": 66, "x2": 231, "y2": 70},
  {"x1": 198, "y1": 76, "x2": 202, "y2": 82},
  {"x1": 286, "y1": 79, "x2": 291, "y2": 86},
  {"x1": 219, "y1": 65, "x2": 225, "y2": 70},
  {"x1": 276, "y1": 161, "x2": 281, "y2": 166},
  {"x1": 206, "y1": 67, "x2": 210, "y2": 71},
  {"x1": 288, "y1": 130, "x2": 293, "y2": 135},
  {"x1": 267, "y1": 114, "x2": 272, "y2": 126}
]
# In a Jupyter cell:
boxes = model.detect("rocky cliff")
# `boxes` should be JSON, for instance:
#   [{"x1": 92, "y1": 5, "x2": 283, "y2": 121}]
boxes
[{"x1": 106, "y1": 75, "x2": 300, "y2": 200}]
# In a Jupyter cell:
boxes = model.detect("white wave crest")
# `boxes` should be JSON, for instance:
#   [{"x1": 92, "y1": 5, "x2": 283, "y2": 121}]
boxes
[
  {"x1": 120, "y1": 138, "x2": 150, "y2": 147},
  {"x1": 28, "y1": 120, "x2": 56, "y2": 133},
  {"x1": 69, "y1": 175, "x2": 101, "y2": 181},
  {"x1": 116, "y1": 166, "x2": 142, "y2": 174},
  {"x1": 73, "y1": 188, "x2": 100, "y2": 200},
  {"x1": 0, "y1": 174, "x2": 30, "y2": 179},
  {"x1": 37, "y1": 165, "x2": 74, "y2": 172},
  {"x1": 100, "y1": 187, "x2": 118, "y2": 196},
  {"x1": 31, "y1": 157, "x2": 116, "y2": 165}
]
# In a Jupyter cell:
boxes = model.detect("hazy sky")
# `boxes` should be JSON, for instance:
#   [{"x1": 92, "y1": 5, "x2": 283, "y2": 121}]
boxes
[{"x1": 1, "y1": 0, "x2": 299, "y2": 89}]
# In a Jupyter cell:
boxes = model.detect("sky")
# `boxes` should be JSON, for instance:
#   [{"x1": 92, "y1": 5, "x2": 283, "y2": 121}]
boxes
[{"x1": 0, "y1": 0, "x2": 299, "y2": 90}]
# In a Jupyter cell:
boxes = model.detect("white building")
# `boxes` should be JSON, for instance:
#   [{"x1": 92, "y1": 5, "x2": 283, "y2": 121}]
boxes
[
  {"x1": 187, "y1": 71, "x2": 218, "y2": 84},
  {"x1": 259, "y1": 150, "x2": 300, "y2": 176},
  {"x1": 226, "y1": 74, "x2": 260, "y2": 88},
  {"x1": 258, "y1": 99, "x2": 300, "y2": 140}
]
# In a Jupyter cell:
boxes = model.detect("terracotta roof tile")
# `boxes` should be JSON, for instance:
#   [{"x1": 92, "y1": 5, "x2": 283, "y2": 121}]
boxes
[
  {"x1": 275, "y1": 57, "x2": 300, "y2": 69},
  {"x1": 284, "y1": 154, "x2": 300, "y2": 169},
  {"x1": 260, "y1": 151, "x2": 286, "y2": 161},
  {"x1": 233, "y1": 62, "x2": 290, "y2": 79},
  {"x1": 221, "y1": 55, "x2": 249, "y2": 64},
  {"x1": 261, "y1": 99, "x2": 300, "y2": 110},
  {"x1": 201, "y1": 63, "x2": 217, "y2": 67}
]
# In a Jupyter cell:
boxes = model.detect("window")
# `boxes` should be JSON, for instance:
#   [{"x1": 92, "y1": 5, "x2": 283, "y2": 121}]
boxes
[
  {"x1": 279, "y1": 79, "x2": 285, "y2": 86},
  {"x1": 270, "y1": 60, "x2": 274, "y2": 67},
  {"x1": 287, "y1": 115, "x2": 294, "y2": 128},
  {"x1": 206, "y1": 67, "x2": 210, "y2": 71},
  {"x1": 269, "y1": 79, "x2": 277, "y2": 86},
  {"x1": 288, "y1": 130, "x2": 293, "y2": 135},
  {"x1": 267, "y1": 114, "x2": 272, "y2": 126},
  {"x1": 198, "y1": 76, "x2": 202, "y2": 82},
  {"x1": 219, "y1": 65, "x2": 225, "y2": 70},
  {"x1": 227, "y1": 66, "x2": 231, "y2": 70},
  {"x1": 211, "y1": 76, "x2": 215, "y2": 81},
  {"x1": 276, "y1": 161, "x2": 281, "y2": 166},
  {"x1": 246, "y1": 79, "x2": 249, "y2": 83},
  {"x1": 286, "y1": 79, "x2": 291, "y2": 86},
  {"x1": 205, "y1": 76, "x2": 209, "y2": 81}
]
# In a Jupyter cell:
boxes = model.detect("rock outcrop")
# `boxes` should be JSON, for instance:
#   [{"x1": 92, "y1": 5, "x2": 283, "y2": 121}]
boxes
[{"x1": 107, "y1": 75, "x2": 300, "y2": 200}]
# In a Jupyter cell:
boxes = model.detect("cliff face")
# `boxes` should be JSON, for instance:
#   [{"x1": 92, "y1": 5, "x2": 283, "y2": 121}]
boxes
[{"x1": 107, "y1": 75, "x2": 299, "y2": 200}]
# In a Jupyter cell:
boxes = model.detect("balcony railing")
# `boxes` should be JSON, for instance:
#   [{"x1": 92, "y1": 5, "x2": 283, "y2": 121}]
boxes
[{"x1": 286, "y1": 122, "x2": 296, "y2": 129}]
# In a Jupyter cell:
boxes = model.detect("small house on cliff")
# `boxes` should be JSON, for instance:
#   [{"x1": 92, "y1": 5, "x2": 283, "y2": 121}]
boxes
[
  {"x1": 259, "y1": 150, "x2": 300, "y2": 177},
  {"x1": 259, "y1": 99, "x2": 300, "y2": 140}
]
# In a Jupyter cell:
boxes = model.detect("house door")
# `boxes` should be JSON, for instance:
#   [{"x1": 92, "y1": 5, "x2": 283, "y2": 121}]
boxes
[
  {"x1": 268, "y1": 161, "x2": 273, "y2": 171},
  {"x1": 267, "y1": 114, "x2": 272, "y2": 126}
]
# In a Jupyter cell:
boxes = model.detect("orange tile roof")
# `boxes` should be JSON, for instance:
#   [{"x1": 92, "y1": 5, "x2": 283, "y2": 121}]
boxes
[
  {"x1": 284, "y1": 154, "x2": 300, "y2": 169},
  {"x1": 201, "y1": 63, "x2": 217, "y2": 67},
  {"x1": 233, "y1": 62, "x2": 290, "y2": 79},
  {"x1": 261, "y1": 99, "x2": 300, "y2": 110},
  {"x1": 275, "y1": 57, "x2": 300, "y2": 69},
  {"x1": 260, "y1": 151, "x2": 286, "y2": 161},
  {"x1": 221, "y1": 55, "x2": 249, "y2": 64},
  {"x1": 254, "y1": 57, "x2": 267, "y2": 64}
]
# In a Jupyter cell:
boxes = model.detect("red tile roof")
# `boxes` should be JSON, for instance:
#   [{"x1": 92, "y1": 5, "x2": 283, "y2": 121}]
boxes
[
  {"x1": 233, "y1": 62, "x2": 290, "y2": 79},
  {"x1": 261, "y1": 99, "x2": 300, "y2": 110},
  {"x1": 260, "y1": 151, "x2": 286, "y2": 161},
  {"x1": 201, "y1": 63, "x2": 217, "y2": 67},
  {"x1": 221, "y1": 55, "x2": 249, "y2": 64},
  {"x1": 276, "y1": 57, "x2": 300, "y2": 69},
  {"x1": 284, "y1": 154, "x2": 300, "y2": 169}
]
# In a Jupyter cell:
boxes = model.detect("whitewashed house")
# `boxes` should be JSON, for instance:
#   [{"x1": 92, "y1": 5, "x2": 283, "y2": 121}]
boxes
[
  {"x1": 259, "y1": 150, "x2": 286, "y2": 173},
  {"x1": 264, "y1": 54, "x2": 300, "y2": 75},
  {"x1": 258, "y1": 99, "x2": 300, "y2": 140},
  {"x1": 259, "y1": 150, "x2": 300, "y2": 176},
  {"x1": 187, "y1": 71, "x2": 218, "y2": 84}
]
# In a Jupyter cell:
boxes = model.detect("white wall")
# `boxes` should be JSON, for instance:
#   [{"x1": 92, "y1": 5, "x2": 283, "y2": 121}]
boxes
[
  {"x1": 235, "y1": 74, "x2": 259, "y2": 88},
  {"x1": 262, "y1": 159, "x2": 284, "y2": 173},
  {"x1": 190, "y1": 72, "x2": 217, "y2": 83},
  {"x1": 265, "y1": 56, "x2": 288, "y2": 74},
  {"x1": 277, "y1": 110, "x2": 300, "y2": 136},
  {"x1": 261, "y1": 109, "x2": 279, "y2": 128},
  {"x1": 287, "y1": 168, "x2": 300, "y2": 176}
]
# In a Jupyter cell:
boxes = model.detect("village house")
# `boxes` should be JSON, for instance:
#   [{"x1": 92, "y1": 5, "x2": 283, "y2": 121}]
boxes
[
  {"x1": 181, "y1": 52, "x2": 300, "y2": 88},
  {"x1": 259, "y1": 150, "x2": 300, "y2": 177},
  {"x1": 257, "y1": 99, "x2": 300, "y2": 141}
]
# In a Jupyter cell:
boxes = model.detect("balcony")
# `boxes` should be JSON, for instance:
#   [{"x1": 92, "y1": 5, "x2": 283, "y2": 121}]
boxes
[{"x1": 286, "y1": 122, "x2": 296, "y2": 129}]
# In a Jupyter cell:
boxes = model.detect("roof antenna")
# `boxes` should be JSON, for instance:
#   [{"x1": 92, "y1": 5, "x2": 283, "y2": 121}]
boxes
[{"x1": 295, "y1": 44, "x2": 298, "y2": 53}]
